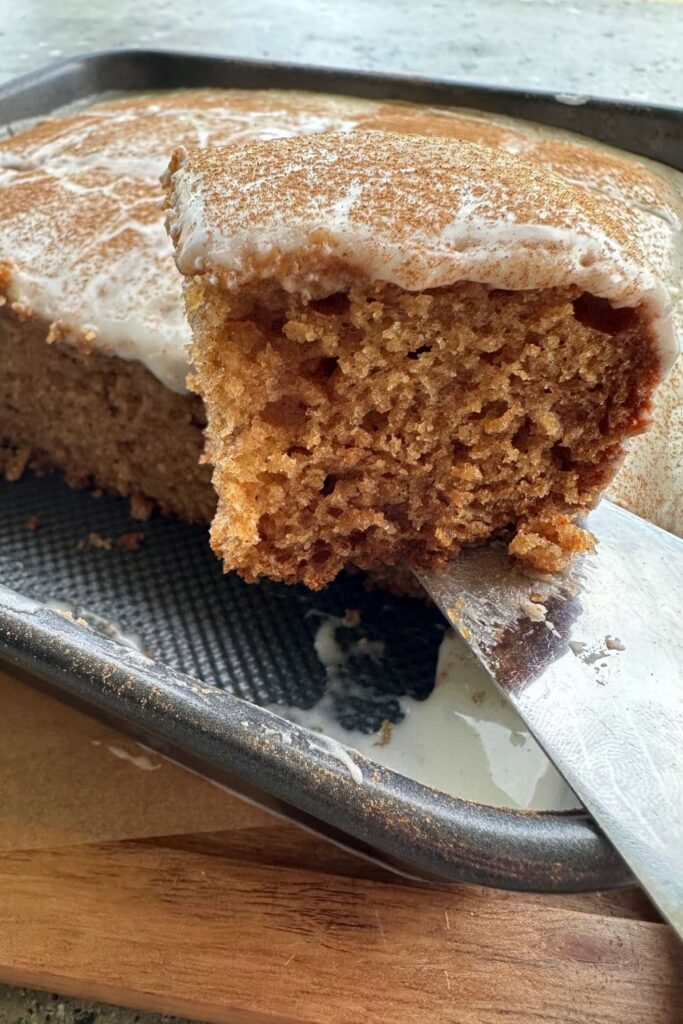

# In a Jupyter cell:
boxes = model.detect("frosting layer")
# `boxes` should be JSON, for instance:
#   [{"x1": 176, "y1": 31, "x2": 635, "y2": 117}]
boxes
[
  {"x1": 0, "y1": 89, "x2": 384, "y2": 391},
  {"x1": 166, "y1": 130, "x2": 682, "y2": 376},
  {"x1": 2, "y1": 87, "x2": 682, "y2": 391}
]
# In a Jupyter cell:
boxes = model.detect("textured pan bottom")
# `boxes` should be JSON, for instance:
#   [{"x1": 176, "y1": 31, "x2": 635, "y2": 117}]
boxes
[{"x1": 0, "y1": 471, "x2": 443, "y2": 727}]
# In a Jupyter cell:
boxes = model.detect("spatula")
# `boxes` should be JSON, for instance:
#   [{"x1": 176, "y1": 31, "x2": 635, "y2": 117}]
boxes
[{"x1": 417, "y1": 500, "x2": 683, "y2": 937}]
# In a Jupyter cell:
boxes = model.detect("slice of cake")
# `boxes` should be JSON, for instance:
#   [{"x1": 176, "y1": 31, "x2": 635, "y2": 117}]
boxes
[{"x1": 165, "y1": 131, "x2": 680, "y2": 589}]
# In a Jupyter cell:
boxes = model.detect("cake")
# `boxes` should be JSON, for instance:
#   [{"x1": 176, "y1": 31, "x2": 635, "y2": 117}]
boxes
[
  {"x1": 2, "y1": 87, "x2": 537, "y2": 516},
  {"x1": 164, "y1": 131, "x2": 680, "y2": 588},
  {"x1": 607, "y1": 356, "x2": 683, "y2": 535},
  {"x1": 1, "y1": 88, "x2": 681, "y2": 578},
  {"x1": 0, "y1": 88, "x2": 396, "y2": 518}
]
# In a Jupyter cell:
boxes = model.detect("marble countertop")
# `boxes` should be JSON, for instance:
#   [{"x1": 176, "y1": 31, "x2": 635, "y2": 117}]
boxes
[{"x1": 2, "y1": 0, "x2": 683, "y2": 106}]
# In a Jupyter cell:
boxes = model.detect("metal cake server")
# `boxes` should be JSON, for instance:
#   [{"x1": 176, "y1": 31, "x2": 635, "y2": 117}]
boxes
[{"x1": 417, "y1": 500, "x2": 683, "y2": 937}]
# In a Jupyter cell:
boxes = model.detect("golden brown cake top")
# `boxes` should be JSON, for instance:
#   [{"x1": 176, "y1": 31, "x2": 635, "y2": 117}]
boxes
[{"x1": 165, "y1": 130, "x2": 682, "y2": 376}]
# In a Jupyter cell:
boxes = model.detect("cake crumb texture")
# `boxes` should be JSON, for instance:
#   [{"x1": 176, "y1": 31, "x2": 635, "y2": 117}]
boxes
[
  {"x1": 0, "y1": 305, "x2": 215, "y2": 522},
  {"x1": 190, "y1": 278, "x2": 656, "y2": 588}
]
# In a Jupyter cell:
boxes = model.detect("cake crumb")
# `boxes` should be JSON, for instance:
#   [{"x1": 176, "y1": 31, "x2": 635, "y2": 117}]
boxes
[
  {"x1": 25, "y1": 514, "x2": 40, "y2": 532},
  {"x1": 78, "y1": 531, "x2": 113, "y2": 551},
  {"x1": 117, "y1": 531, "x2": 144, "y2": 551},
  {"x1": 46, "y1": 320, "x2": 67, "y2": 344},
  {"x1": 54, "y1": 607, "x2": 75, "y2": 622},
  {"x1": 373, "y1": 720, "x2": 393, "y2": 747},
  {"x1": 4, "y1": 445, "x2": 31, "y2": 482},
  {"x1": 10, "y1": 300, "x2": 31, "y2": 320},
  {"x1": 509, "y1": 514, "x2": 595, "y2": 574},
  {"x1": 520, "y1": 598, "x2": 548, "y2": 623},
  {"x1": 605, "y1": 635, "x2": 625, "y2": 651},
  {"x1": 343, "y1": 608, "x2": 361, "y2": 627},
  {"x1": 130, "y1": 493, "x2": 154, "y2": 521}
]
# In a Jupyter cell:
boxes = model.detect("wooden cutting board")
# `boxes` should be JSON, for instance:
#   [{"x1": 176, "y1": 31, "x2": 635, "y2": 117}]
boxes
[{"x1": 0, "y1": 669, "x2": 681, "y2": 1024}]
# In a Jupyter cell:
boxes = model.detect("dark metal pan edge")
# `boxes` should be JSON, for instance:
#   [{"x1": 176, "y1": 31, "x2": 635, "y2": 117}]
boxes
[
  {"x1": 0, "y1": 48, "x2": 681, "y2": 168},
  {"x1": 0, "y1": 584, "x2": 631, "y2": 892}
]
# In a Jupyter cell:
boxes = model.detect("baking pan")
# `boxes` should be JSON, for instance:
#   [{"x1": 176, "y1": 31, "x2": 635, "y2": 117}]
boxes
[{"x1": 2, "y1": 49, "x2": 680, "y2": 891}]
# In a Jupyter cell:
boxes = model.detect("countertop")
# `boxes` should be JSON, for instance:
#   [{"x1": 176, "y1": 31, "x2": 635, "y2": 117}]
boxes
[
  {"x1": 1, "y1": 673, "x2": 681, "y2": 1024},
  {"x1": 1, "y1": 2, "x2": 682, "y2": 1023},
  {"x1": 2, "y1": 0, "x2": 683, "y2": 105}
]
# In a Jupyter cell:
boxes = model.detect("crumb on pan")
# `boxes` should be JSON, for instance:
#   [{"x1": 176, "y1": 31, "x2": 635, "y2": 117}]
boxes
[
  {"x1": 129, "y1": 493, "x2": 155, "y2": 521},
  {"x1": 117, "y1": 531, "x2": 145, "y2": 551},
  {"x1": 2, "y1": 444, "x2": 32, "y2": 482},
  {"x1": 77, "y1": 531, "x2": 113, "y2": 551}
]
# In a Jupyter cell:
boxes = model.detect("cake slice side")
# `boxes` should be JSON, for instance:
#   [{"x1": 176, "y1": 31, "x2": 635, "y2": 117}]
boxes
[
  {"x1": 182, "y1": 275, "x2": 657, "y2": 587},
  {"x1": 0, "y1": 297, "x2": 215, "y2": 522},
  {"x1": 165, "y1": 131, "x2": 680, "y2": 589}
]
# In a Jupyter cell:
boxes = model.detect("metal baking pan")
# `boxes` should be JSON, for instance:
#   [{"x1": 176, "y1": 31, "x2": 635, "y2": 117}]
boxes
[{"x1": 2, "y1": 49, "x2": 680, "y2": 892}]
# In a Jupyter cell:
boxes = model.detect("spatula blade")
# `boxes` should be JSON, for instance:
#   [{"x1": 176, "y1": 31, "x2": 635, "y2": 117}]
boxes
[{"x1": 418, "y1": 500, "x2": 683, "y2": 936}]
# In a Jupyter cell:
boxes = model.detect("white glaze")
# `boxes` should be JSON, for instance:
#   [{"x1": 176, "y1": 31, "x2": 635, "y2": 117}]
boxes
[
  {"x1": 106, "y1": 745, "x2": 162, "y2": 771},
  {"x1": 168, "y1": 130, "x2": 683, "y2": 380},
  {"x1": 0, "y1": 90, "x2": 382, "y2": 391},
  {"x1": 3, "y1": 87, "x2": 682, "y2": 393},
  {"x1": 268, "y1": 624, "x2": 579, "y2": 811}
]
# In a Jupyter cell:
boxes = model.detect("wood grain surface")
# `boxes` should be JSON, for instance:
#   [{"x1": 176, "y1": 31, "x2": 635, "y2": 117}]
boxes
[{"x1": 0, "y1": 672, "x2": 681, "y2": 1024}]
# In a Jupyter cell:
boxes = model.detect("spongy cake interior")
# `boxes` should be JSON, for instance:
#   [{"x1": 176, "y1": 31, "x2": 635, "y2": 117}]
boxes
[{"x1": 187, "y1": 277, "x2": 658, "y2": 589}]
